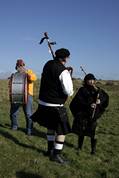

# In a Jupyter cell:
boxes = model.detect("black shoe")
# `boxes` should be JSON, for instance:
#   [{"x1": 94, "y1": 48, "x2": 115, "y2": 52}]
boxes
[{"x1": 50, "y1": 154, "x2": 68, "y2": 164}]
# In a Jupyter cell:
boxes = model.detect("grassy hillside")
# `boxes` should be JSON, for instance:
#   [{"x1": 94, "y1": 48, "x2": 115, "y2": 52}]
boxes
[{"x1": 0, "y1": 79, "x2": 119, "y2": 178}]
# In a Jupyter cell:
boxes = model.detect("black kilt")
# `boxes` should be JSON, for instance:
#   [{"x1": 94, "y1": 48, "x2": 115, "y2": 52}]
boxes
[
  {"x1": 72, "y1": 113, "x2": 97, "y2": 137},
  {"x1": 31, "y1": 104, "x2": 71, "y2": 135}
]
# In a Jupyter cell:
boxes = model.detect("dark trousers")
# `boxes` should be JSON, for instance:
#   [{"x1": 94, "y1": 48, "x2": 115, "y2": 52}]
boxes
[{"x1": 78, "y1": 135, "x2": 97, "y2": 154}]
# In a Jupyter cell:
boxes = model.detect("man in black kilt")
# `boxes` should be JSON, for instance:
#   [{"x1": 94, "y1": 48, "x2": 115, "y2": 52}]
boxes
[
  {"x1": 70, "y1": 73, "x2": 109, "y2": 154},
  {"x1": 31, "y1": 48, "x2": 73, "y2": 164}
]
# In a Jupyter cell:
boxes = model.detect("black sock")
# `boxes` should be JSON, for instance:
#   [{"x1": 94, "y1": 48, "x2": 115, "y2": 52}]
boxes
[{"x1": 47, "y1": 134, "x2": 55, "y2": 153}]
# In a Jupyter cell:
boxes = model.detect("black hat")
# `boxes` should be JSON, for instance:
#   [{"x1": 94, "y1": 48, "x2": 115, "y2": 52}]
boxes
[
  {"x1": 84, "y1": 73, "x2": 96, "y2": 81},
  {"x1": 55, "y1": 48, "x2": 70, "y2": 59}
]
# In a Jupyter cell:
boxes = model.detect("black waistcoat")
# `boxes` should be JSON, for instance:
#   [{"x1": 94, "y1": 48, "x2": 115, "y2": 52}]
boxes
[{"x1": 39, "y1": 59, "x2": 67, "y2": 104}]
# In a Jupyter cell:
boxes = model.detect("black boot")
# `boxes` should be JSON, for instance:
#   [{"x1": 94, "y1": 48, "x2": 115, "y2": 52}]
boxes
[
  {"x1": 50, "y1": 153, "x2": 65, "y2": 164},
  {"x1": 50, "y1": 149, "x2": 68, "y2": 164},
  {"x1": 91, "y1": 138, "x2": 97, "y2": 155}
]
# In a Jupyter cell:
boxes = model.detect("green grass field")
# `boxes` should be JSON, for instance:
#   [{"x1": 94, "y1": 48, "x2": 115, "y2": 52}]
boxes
[{"x1": 0, "y1": 79, "x2": 119, "y2": 178}]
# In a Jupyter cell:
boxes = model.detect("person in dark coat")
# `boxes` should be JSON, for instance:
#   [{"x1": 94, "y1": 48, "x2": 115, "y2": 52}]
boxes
[
  {"x1": 31, "y1": 48, "x2": 73, "y2": 164},
  {"x1": 70, "y1": 73, "x2": 109, "y2": 154}
]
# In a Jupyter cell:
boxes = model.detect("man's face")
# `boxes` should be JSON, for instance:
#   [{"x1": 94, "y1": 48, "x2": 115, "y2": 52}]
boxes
[
  {"x1": 86, "y1": 79, "x2": 95, "y2": 86},
  {"x1": 61, "y1": 56, "x2": 70, "y2": 65},
  {"x1": 16, "y1": 66, "x2": 25, "y2": 72}
]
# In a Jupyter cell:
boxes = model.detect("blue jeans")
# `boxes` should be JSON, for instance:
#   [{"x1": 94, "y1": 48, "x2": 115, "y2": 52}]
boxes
[{"x1": 10, "y1": 95, "x2": 33, "y2": 134}]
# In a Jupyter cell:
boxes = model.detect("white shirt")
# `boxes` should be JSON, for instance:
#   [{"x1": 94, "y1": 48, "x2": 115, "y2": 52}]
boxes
[{"x1": 59, "y1": 69, "x2": 74, "y2": 96}]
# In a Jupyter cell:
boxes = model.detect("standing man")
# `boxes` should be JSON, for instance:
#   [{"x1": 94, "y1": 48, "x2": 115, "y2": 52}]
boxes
[
  {"x1": 10, "y1": 59, "x2": 37, "y2": 135},
  {"x1": 70, "y1": 73, "x2": 109, "y2": 154},
  {"x1": 31, "y1": 48, "x2": 73, "y2": 164}
]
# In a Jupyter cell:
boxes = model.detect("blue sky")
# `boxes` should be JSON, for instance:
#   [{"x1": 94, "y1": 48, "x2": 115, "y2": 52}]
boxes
[{"x1": 0, "y1": 0, "x2": 119, "y2": 80}]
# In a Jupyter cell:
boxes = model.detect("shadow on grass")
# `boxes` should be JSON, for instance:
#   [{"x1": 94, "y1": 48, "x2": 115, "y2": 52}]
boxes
[
  {"x1": 0, "y1": 129, "x2": 46, "y2": 155},
  {"x1": 0, "y1": 123, "x2": 6, "y2": 128},
  {"x1": 0, "y1": 122, "x2": 46, "y2": 138},
  {"x1": 32, "y1": 127, "x2": 46, "y2": 138},
  {"x1": 0, "y1": 122, "x2": 74, "y2": 148},
  {"x1": 15, "y1": 127, "x2": 46, "y2": 139},
  {"x1": 97, "y1": 130, "x2": 119, "y2": 136},
  {"x1": 65, "y1": 140, "x2": 74, "y2": 148},
  {"x1": 16, "y1": 171, "x2": 43, "y2": 178}
]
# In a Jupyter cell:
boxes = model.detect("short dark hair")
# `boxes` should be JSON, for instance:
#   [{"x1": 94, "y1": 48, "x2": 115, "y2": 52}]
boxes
[
  {"x1": 55, "y1": 48, "x2": 70, "y2": 59},
  {"x1": 84, "y1": 73, "x2": 96, "y2": 82}
]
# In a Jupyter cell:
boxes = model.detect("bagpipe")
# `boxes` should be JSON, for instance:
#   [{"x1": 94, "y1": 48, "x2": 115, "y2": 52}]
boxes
[{"x1": 39, "y1": 32, "x2": 73, "y2": 76}]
